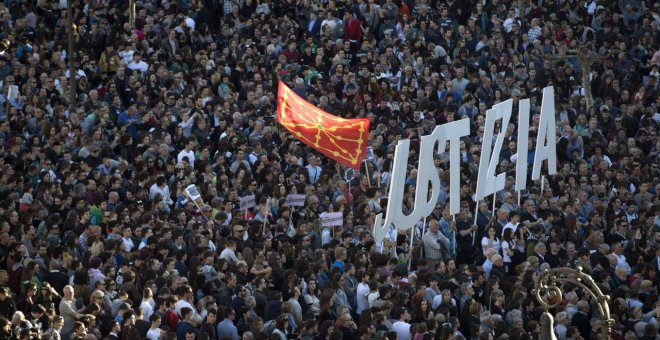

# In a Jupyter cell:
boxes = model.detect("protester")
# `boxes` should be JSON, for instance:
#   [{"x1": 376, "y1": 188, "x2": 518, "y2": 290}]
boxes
[{"x1": 0, "y1": 1, "x2": 658, "y2": 340}]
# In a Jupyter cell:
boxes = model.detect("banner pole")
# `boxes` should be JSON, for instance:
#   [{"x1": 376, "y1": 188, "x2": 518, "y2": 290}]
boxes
[
  {"x1": 419, "y1": 216, "x2": 427, "y2": 258},
  {"x1": 451, "y1": 214, "x2": 456, "y2": 259},
  {"x1": 184, "y1": 190, "x2": 205, "y2": 216},
  {"x1": 492, "y1": 192, "x2": 496, "y2": 218},
  {"x1": 541, "y1": 175, "x2": 545, "y2": 196},
  {"x1": 408, "y1": 221, "x2": 416, "y2": 272},
  {"x1": 364, "y1": 160, "x2": 371, "y2": 187},
  {"x1": 473, "y1": 201, "x2": 479, "y2": 244},
  {"x1": 474, "y1": 200, "x2": 479, "y2": 225}
]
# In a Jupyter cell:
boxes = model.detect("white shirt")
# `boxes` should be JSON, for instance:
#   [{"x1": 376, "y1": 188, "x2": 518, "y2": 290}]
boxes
[
  {"x1": 501, "y1": 240, "x2": 513, "y2": 263},
  {"x1": 175, "y1": 299, "x2": 197, "y2": 317},
  {"x1": 481, "y1": 237, "x2": 501, "y2": 256},
  {"x1": 356, "y1": 282, "x2": 370, "y2": 315},
  {"x1": 482, "y1": 259, "x2": 493, "y2": 279},
  {"x1": 140, "y1": 299, "x2": 154, "y2": 321},
  {"x1": 392, "y1": 320, "x2": 411, "y2": 340},
  {"x1": 306, "y1": 165, "x2": 322, "y2": 184},
  {"x1": 127, "y1": 60, "x2": 149, "y2": 76},
  {"x1": 122, "y1": 237, "x2": 135, "y2": 253},
  {"x1": 146, "y1": 327, "x2": 162, "y2": 340},
  {"x1": 219, "y1": 247, "x2": 239, "y2": 265},
  {"x1": 368, "y1": 291, "x2": 379, "y2": 308},
  {"x1": 614, "y1": 254, "x2": 631, "y2": 275},
  {"x1": 177, "y1": 149, "x2": 195, "y2": 167},
  {"x1": 432, "y1": 294, "x2": 443, "y2": 310},
  {"x1": 149, "y1": 183, "x2": 173, "y2": 205},
  {"x1": 119, "y1": 49, "x2": 135, "y2": 65},
  {"x1": 502, "y1": 222, "x2": 519, "y2": 237}
]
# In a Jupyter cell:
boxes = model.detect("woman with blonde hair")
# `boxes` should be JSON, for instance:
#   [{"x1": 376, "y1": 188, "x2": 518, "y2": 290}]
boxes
[{"x1": 89, "y1": 239, "x2": 105, "y2": 258}]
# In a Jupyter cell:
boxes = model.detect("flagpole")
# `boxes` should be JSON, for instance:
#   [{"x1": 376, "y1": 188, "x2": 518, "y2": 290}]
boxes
[{"x1": 364, "y1": 160, "x2": 371, "y2": 187}]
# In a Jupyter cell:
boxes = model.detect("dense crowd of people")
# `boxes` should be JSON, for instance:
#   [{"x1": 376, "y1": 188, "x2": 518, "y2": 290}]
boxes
[{"x1": 0, "y1": 0, "x2": 659, "y2": 339}]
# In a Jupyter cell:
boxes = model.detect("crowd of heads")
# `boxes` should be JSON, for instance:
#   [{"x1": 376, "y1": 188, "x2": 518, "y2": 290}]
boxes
[{"x1": 0, "y1": 0, "x2": 659, "y2": 339}]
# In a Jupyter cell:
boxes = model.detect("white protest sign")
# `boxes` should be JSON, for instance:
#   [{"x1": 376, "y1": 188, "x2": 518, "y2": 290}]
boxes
[
  {"x1": 321, "y1": 212, "x2": 343, "y2": 227},
  {"x1": 184, "y1": 184, "x2": 205, "y2": 209},
  {"x1": 7, "y1": 85, "x2": 19, "y2": 100},
  {"x1": 239, "y1": 195, "x2": 256, "y2": 210},
  {"x1": 285, "y1": 194, "x2": 306, "y2": 207}
]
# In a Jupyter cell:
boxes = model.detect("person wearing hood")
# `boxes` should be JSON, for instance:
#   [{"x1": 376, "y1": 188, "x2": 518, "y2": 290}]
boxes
[{"x1": 87, "y1": 257, "x2": 105, "y2": 291}]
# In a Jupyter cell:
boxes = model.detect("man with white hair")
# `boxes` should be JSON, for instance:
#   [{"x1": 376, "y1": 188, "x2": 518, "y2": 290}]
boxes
[{"x1": 59, "y1": 285, "x2": 81, "y2": 339}]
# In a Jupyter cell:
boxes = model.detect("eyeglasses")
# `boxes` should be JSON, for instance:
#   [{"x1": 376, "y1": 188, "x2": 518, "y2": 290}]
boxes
[{"x1": 235, "y1": 229, "x2": 244, "y2": 233}]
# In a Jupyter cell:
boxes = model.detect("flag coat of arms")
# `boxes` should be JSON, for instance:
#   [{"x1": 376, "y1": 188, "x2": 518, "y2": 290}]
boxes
[{"x1": 276, "y1": 81, "x2": 370, "y2": 169}]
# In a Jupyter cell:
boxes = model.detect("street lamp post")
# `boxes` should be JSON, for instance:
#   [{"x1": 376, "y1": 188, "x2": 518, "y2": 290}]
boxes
[{"x1": 533, "y1": 267, "x2": 614, "y2": 340}]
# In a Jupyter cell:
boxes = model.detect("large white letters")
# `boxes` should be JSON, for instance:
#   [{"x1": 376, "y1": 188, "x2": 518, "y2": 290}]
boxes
[
  {"x1": 372, "y1": 119, "x2": 470, "y2": 242},
  {"x1": 532, "y1": 87, "x2": 558, "y2": 180},
  {"x1": 373, "y1": 87, "x2": 557, "y2": 242},
  {"x1": 475, "y1": 100, "x2": 512, "y2": 201}
]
